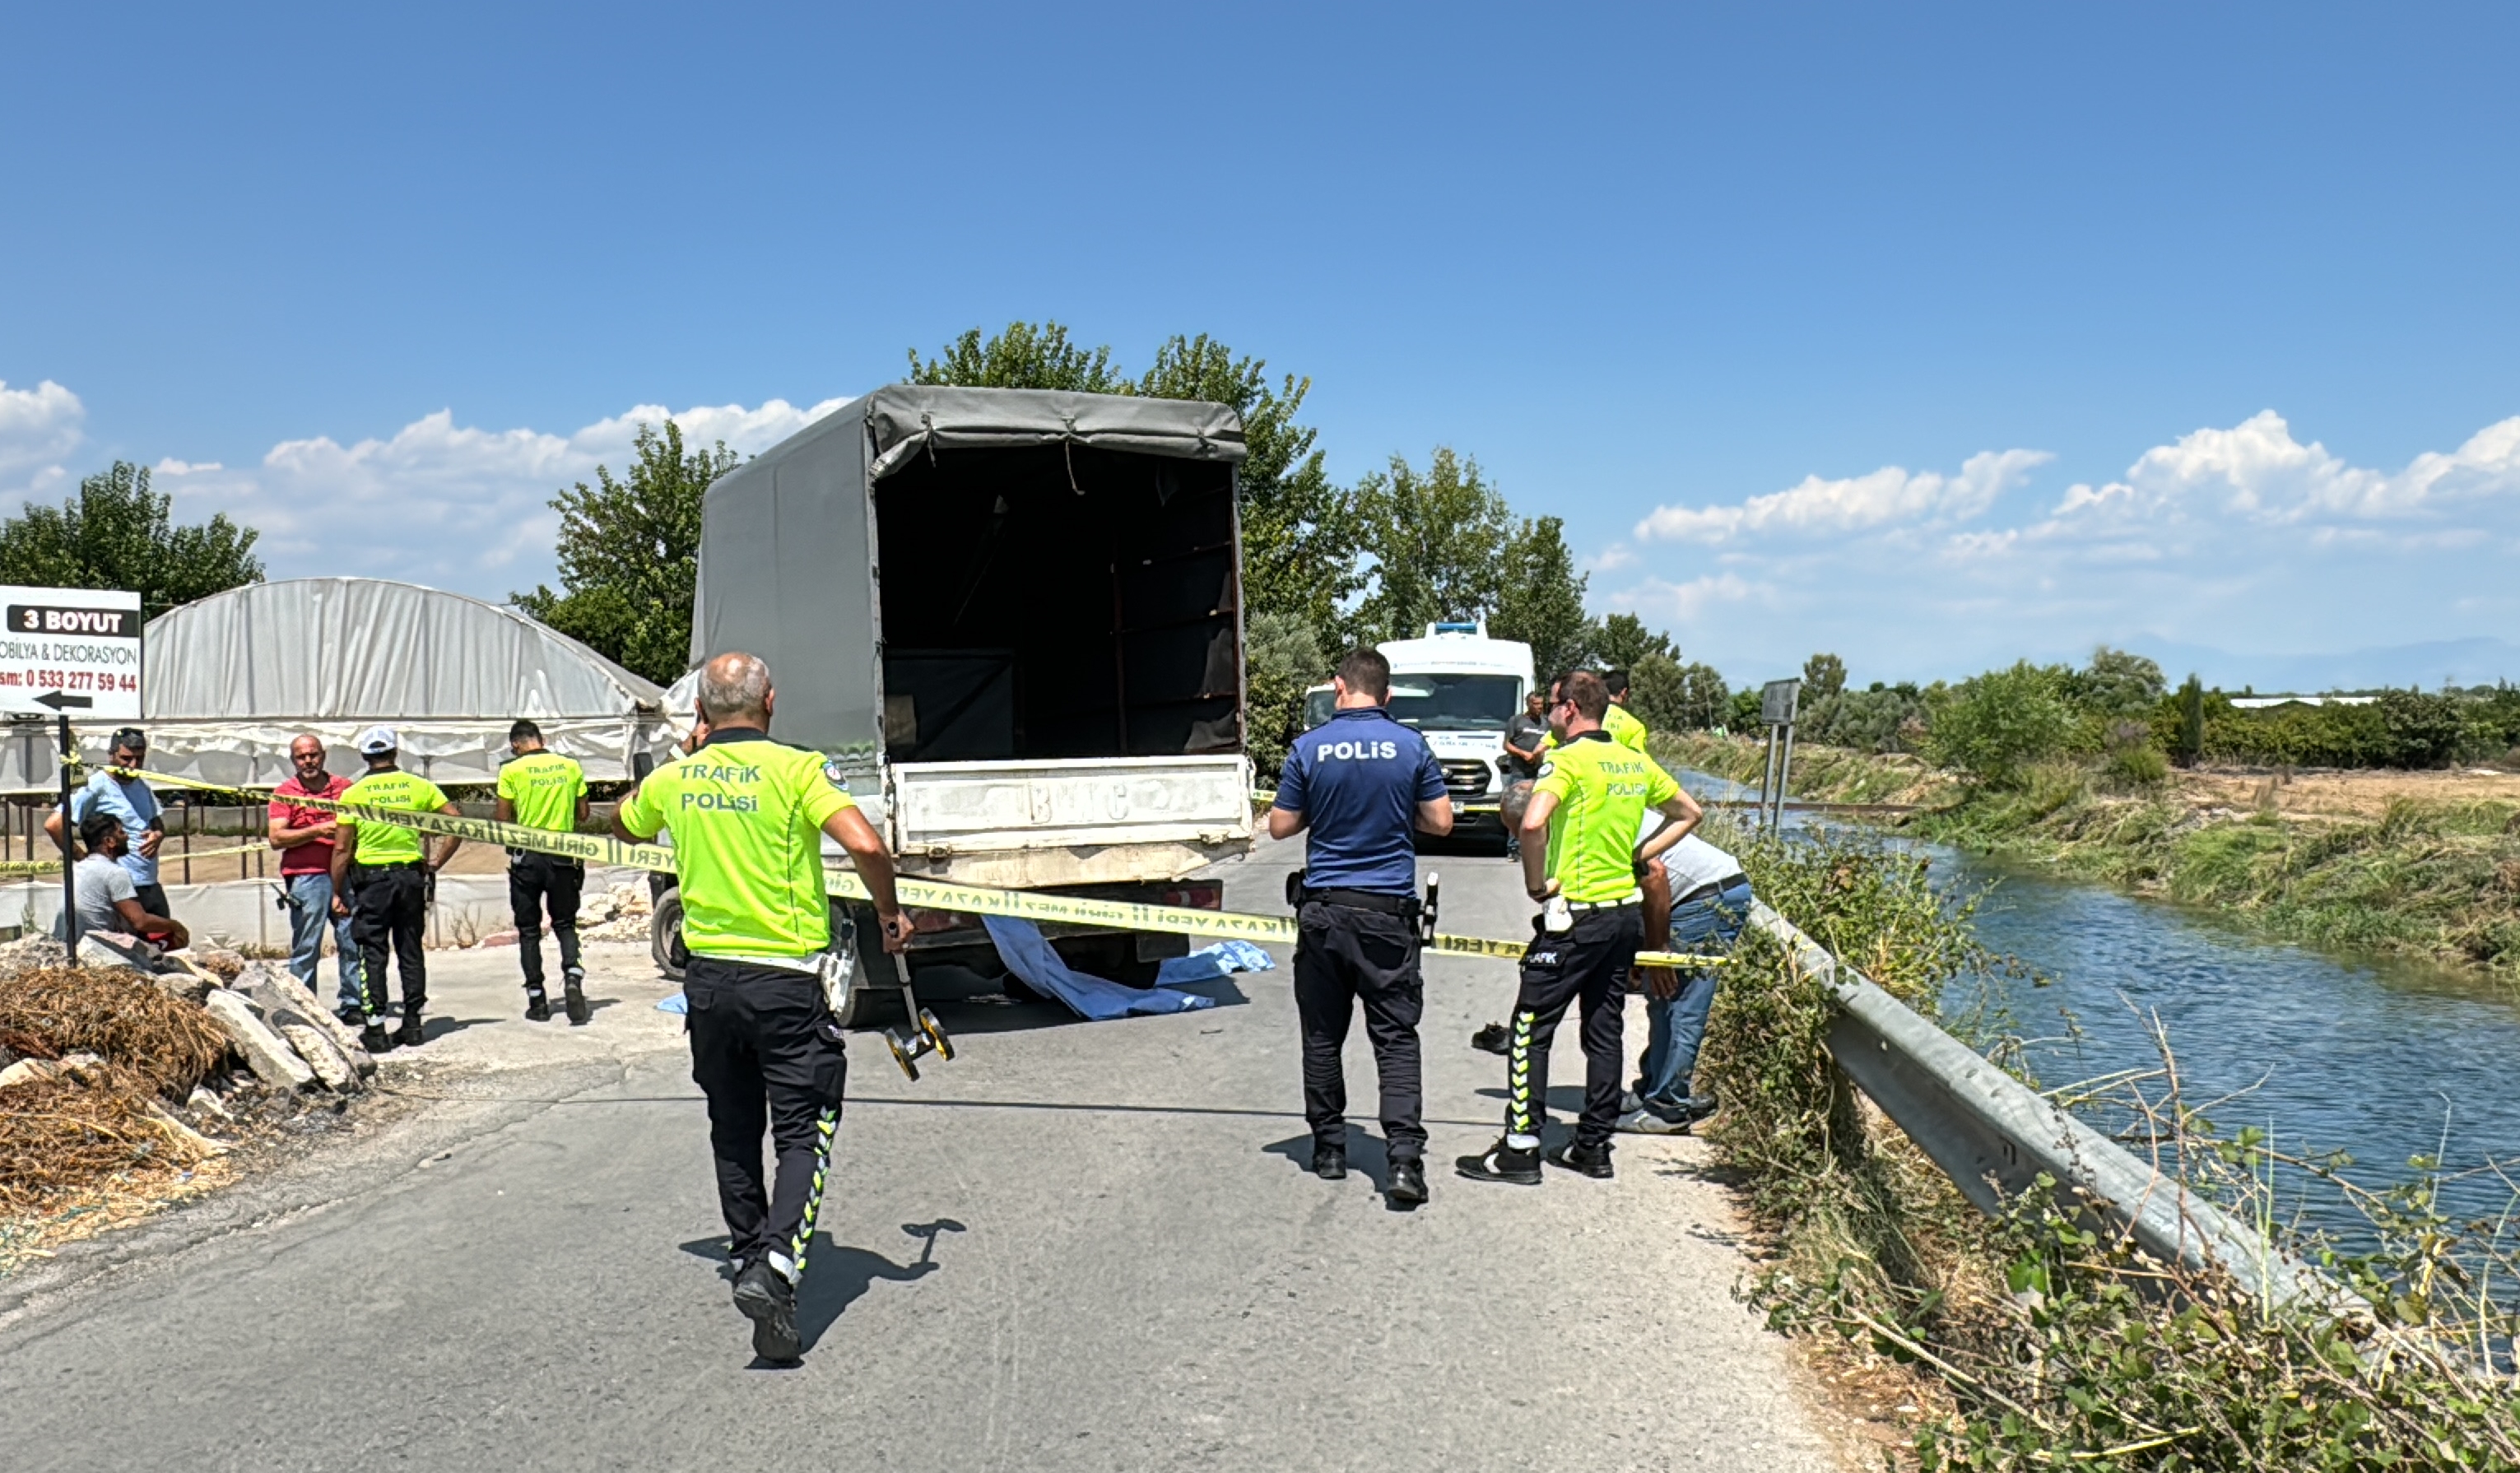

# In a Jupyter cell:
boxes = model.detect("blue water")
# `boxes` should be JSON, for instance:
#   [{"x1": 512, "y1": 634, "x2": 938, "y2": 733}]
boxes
[
  {"x1": 1955, "y1": 856, "x2": 2520, "y2": 1231},
  {"x1": 1685, "y1": 769, "x2": 2520, "y2": 1233}
]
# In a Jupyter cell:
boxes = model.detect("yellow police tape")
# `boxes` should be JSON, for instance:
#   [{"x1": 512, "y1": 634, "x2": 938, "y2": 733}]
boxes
[
  {"x1": 57, "y1": 763, "x2": 1727, "y2": 970},
  {"x1": 0, "y1": 840, "x2": 265, "y2": 876}
]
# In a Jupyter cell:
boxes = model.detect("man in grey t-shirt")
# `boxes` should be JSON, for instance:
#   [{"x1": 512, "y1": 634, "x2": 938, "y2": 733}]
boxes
[{"x1": 60, "y1": 812, "x2": 189, "y2": 949}]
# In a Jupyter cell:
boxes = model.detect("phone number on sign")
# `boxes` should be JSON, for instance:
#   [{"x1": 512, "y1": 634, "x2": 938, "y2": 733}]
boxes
[{"x1": 0, "y1": 670, "x2": 140, "y2": 691}]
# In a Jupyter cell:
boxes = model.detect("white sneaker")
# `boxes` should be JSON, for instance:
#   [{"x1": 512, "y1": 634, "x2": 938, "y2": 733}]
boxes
[
  {"x1": 1620, "y1": 1090, "x2": 1644, "y2": 1114},
  {"x1": 1613, "y1": 1106, "x2": 1692, "y2": 1136}
]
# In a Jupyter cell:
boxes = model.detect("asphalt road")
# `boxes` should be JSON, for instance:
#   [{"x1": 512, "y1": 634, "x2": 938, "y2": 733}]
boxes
[{"x1": 0, "y1": 836, "x2": 1844, "y2": 1473}]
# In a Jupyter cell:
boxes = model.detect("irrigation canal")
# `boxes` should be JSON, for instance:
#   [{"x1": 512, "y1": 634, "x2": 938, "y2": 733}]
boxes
[{"x1": 1690, "y1": 769, "x2": 2520, "y2": 1236}]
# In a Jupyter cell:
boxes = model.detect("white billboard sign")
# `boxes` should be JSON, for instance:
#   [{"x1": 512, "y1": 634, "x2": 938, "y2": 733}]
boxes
[{"x1": 0, "y1": 585, "x2": 144, "y2": 722}]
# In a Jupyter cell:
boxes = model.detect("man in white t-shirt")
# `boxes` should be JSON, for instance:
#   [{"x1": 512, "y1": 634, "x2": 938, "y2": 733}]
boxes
[
  {"x1": 61, "y1": 812, "x2": 190, "y2": 950},
  {"x1": 1618, "y1": 829, "x2": 1750, "y2": 1134}
]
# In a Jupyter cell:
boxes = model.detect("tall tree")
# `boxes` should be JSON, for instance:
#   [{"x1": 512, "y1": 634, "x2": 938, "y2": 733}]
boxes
[
  {"x1": 0, "y1": 460, "x2": 263, "y2": 620},
  {"x1": 1351, "y1": 447, "x2": 1513, "y2": 642},
  {"x1": 904, "y1": 321, "x2": 1129, "y2": 393},
  {"x1": 1592, "y1": 613, "x2": 1677, "y2": 671},
  {"x1": 1802, "y1": 652, "x2": 1848, "y2": 701},
  {"x1": 1493, "y1": 515, "x2": 1592, "y2": 679},
  {"x1": 513, "y1": 421, "x2": 737, "y2": 685}
]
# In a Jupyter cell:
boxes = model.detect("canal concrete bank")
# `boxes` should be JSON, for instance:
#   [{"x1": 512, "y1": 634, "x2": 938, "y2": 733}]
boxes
[{"x1": 0, "y1": 840, "x2": 1855, "y2": 1473}]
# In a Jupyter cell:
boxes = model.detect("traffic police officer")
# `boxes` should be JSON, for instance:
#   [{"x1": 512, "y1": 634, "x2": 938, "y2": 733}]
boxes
[
  {"x1": 614, "y1": 652, "x2": 912, "y2": 1364},
  {"x1": 1472, "y1": 667, "x2": 1664, "y2": 1057},
  {"x1": 1458, "y1": 671, "x2": 1702, "y2": 1185},
  {"x1": 1270, "y1": 648, "x2": 1452, "y2": 1206},
  {"x1": 328, "y1": 726, "x2": 464, "y2": 1053},
  {"x1": 495, "y1": 718, "x2": 592, "y2": 1025}
]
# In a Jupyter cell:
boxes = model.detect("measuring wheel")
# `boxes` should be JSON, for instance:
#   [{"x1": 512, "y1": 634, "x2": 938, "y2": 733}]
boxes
[
  {"x1": 885, "y1": 1027, "x2": 923, "y2": 1081},
  {"x1": 917, "y1": 1006, "x2": 955, "y2": 1062}
]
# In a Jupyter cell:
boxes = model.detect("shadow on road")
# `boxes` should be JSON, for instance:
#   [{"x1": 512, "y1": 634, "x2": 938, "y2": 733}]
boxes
[
  {"x1": 1262, "y1": 1128, "x2": 1430, "y2": 1210},
  {"x1": 676, "y1": 1220, "x2": 964, "y2": 1356},
  {"x1": 418, "y1": 1015, "x2": 502, "y2": 1043}
]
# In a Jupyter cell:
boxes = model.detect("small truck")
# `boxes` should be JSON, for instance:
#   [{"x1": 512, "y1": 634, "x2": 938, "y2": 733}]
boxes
[{"x1": 653, "y1": 385, "x2": 1258, "y2": 1024}]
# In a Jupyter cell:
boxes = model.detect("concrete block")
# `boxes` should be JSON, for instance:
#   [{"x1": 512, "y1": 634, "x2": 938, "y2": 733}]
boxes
[
  {"x1": 154, "y1": 969, "x2": 216, "y2": 1006},
  {"x1": 198, "y1": 948, "x2": 247, "y2": 980},
  {"x1": 0, "y1": 933, "x2": 67, "y2": 979},
  {"x1": 244, "y1": 969, "x2": 375, "y2": 1080},
  {"x1": 142, "y1": 1098, "x2": 229, "y2": 1155},
  {"x1": 0, "y1": 1057, "x2": 58, "y2": 1090},
  {"x1": 279, "y1": 1023, "x2": 358, "y2": 1093},
  {"x1": 77, "y1": 932, "x2": 162, "y2": 973},
  {"x1": 202, "y1": 990, "x2": 317, "y2": 1091}
]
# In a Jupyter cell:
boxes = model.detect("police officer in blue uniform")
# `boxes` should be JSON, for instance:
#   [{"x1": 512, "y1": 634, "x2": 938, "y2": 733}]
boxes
[{"x1": 1270, "y1": 648, "x2": 1453, "y2": 1206}]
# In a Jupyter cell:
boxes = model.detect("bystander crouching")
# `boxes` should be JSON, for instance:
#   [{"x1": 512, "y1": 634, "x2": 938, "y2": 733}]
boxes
[{"x1": 44, "y1": 726, "x2": 171, "y2": 928}]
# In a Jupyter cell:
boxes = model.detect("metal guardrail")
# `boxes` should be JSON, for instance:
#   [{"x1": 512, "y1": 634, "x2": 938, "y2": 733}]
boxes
[{"x1": 1753, "y1": 901, "x2": 2329, "y2": 1308}]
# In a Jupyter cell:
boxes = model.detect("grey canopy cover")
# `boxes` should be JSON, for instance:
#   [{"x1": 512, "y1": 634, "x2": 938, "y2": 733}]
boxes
[
  {"x1": 1, "y1": 578, "x2": 674, "y2": 792},
  {"x1": 690, "y1": 386, "x2": 1246, "y2": 781}
]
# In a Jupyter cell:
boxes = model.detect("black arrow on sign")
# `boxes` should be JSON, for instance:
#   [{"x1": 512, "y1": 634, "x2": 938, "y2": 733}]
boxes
[{"x1": 32, "y1": 691, "x2": 93, "y2": 711}]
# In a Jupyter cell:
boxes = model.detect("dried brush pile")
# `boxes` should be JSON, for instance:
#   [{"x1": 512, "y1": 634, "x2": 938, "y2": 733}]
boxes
[
  {"x1": 0, "y1": 1066, "x2": 221, "y2": 1214},
  {"x1": 0, "y1": 965, "x2": 229, "y2": 1096}
]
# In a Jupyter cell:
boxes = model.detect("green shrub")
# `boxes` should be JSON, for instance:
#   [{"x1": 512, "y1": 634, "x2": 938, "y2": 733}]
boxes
[{"x1": 1925, "y1": 662, "x2": 2076, "y2": 788}]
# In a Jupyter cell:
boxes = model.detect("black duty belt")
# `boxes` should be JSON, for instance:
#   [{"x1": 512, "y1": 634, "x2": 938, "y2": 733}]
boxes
[
  {"x1": 354, "y1": 861, "x2": 421, "y2": 871},
  {"x1": 1303, "y1": 888, "x2": 1421, "y2": 918},
  {"x1": 1675, "y1": 874, "x2": 1751, "y2": 907}
]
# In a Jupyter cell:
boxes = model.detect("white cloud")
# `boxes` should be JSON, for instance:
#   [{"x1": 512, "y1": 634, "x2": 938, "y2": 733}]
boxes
[
  {"x1": 1602, "y1": 409, "x2": 2520, "y2": 682},
  {"x1": 4, "y1": 383, "x2": 851, "y2": 592},
  {"x1": 0, "y1": 379, "x2": 86, "y2": 497},
  {"x1": 2050, "y1": 410, "x2": 2520, "y2": 527},
  {"x1": 1634, "y1": 448, "x2": 2051, "y2": 544},
  {"x1": 147, "y1": 396, "x2": 850, "y2": 588},
  {"x1": 1606, "y1": 572, "x2": 1763, "y2": 624}
]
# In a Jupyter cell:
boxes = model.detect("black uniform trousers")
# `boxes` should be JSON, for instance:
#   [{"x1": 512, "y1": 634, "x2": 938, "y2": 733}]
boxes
[
  {"x1": 685, "y1": 955, "x2": 848, "y2": 1274},
  {"x1": 350, "y1": 863, "x2": 428, "y2": 1020},
  {"x1": 1294, "y1": 899, "x2": 1427, "y2": 1160},
  {"x1": 507, "y1": 852, "x2": 584, "y2": 989},
  {"x1": 1505, "y1": 904, "x2": 1644, "y2": 1150}
]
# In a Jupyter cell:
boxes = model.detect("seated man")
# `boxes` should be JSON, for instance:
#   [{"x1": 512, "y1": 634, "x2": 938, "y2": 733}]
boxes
[{"x1": 61, "y1": 811, "x2": 190, "y2": 950}]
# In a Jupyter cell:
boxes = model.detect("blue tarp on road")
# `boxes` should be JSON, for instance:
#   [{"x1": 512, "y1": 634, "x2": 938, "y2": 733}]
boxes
[
  {"x1": 982, "y1": 916, "x2": 1218, "y2": 1020},
  {"x1": 1155, "y1": 939, "x2": 1276, "y2": 985}
]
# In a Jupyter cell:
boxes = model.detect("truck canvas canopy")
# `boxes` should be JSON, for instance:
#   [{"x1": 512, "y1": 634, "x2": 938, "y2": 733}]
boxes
[{"x1": 692, "y1": 385, "x2": 1250, "y2": 795}]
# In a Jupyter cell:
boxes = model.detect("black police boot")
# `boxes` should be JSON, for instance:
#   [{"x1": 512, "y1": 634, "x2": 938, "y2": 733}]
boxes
[
  {"x1": 1546, "y1": 1140, "x2": 1616, "y2": 1179},
  {"x1": 523, "y1": 987, "x2": 551, "y2": 1022},
  {"x1": 1470, "y1": 1021, "x2": 1510, "y2": 1056},
  {"x1": 1387, "y1": 1157, "x2": 1430, "y2": 1206},
  {"x1": 1455, "y1": 1136, "x2": 1542, "y2": 1185},
  {"x1": 360, "y1": 1020, "x2": 394, "y2": 1054},
  {"x1": 732, "y1": 1258, "x2": 800, "y2": 1363},
  {"x1": 1312, "y1": 1141, "x2": 1346, "y2": 1181},
  {"x1": 396, "y1": 1007, "x2": 425, "y2": 1050},
  {"x1": 563, "y1": 970, "x2": 589, "y2": 1027}
]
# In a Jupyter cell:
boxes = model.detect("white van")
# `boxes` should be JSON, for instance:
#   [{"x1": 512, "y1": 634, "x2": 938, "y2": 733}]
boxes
[{"x1": 1299, "y1": 620, "x2": 1537, "y2": 842}]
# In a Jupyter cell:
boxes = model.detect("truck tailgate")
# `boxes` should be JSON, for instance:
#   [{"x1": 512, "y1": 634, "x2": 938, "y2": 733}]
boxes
[{"x1": 890, "y1": 755, "x2": 1253, "y2": 859}]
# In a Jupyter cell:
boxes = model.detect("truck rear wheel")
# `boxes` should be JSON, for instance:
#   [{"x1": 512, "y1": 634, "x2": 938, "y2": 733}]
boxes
[{"x1": 650, "y1": 886, "x2": 690, "y2": 982}]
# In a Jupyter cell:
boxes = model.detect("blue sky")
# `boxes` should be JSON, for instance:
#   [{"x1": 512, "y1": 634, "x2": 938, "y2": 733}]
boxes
[{"x1": 6, "y1": 3, "x2": 2517, "y2": 686}]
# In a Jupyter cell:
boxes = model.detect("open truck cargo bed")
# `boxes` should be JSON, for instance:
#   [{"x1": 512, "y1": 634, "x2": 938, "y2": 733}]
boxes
[{"x1": 690, "y1": 385, "x2": 1257, "y2": 888}]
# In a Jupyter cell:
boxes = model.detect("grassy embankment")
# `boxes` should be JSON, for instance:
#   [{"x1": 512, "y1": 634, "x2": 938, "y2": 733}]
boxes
[
  {"x1": 1700, "y1": 815, "x2": 2520, "y2": 1469},
  {"x1": 1662, "y1": 730, "x2": 2520, "y2": 981}
]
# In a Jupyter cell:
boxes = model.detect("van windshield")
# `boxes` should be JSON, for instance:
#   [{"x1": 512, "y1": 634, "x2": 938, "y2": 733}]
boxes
[
  {"x1": 1385, "y1": 673, "x2": 1522, "y2": 732},
  {"x1": 1304, "y1": 688, "x2": 1336, "y2": 729}
]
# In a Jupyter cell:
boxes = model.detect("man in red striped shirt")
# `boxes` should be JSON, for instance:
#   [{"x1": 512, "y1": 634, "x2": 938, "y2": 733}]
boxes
[{"x1": 267, "y1": 733, "x2": 365, "y2": 1024}]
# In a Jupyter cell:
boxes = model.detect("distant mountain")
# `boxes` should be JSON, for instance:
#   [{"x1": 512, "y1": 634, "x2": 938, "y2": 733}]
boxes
[{"x1": 2124, "y1": 637, "x2": 2520, "y2": 693}]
